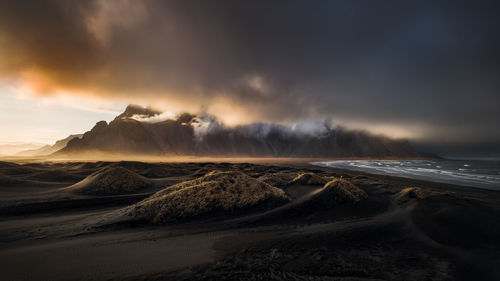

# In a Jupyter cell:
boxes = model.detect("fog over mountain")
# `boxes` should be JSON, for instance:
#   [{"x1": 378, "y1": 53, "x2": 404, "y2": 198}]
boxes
[
  {"x1": 56, "y1": 105, "x2": 421, "y2": 158},
  {"x1": 16, "y1": 134, "x2": 82, "y2": 157},
  {"x1": 1, "y1": 1, "x2": 499, "y2": 157}
]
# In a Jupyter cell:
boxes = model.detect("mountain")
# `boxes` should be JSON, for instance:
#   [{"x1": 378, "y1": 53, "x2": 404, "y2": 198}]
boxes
[
  {"x1": 0, "y1": 143, "x2": 46, "y2": 156},
  {"x1": 55, "y1": 105, "x2": 422, "y2": 158},
  {"x1": 17, "y1": 134, "x2": 83, "y2": 156}
]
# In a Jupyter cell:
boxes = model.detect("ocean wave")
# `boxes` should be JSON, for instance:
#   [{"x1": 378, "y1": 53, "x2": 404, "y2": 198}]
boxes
[{"x1": 313, "y1": 160, "x2": 500, "y2": 190}]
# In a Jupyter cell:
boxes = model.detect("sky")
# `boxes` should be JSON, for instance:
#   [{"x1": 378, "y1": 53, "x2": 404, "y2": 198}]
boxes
[{"x1": 0, "y1": 0, "x2": 499, "y2": 156}]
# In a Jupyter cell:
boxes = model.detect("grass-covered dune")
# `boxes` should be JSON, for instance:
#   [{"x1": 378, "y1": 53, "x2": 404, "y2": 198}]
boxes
[
  {"x1": 65, "y1": 166, "x2": 152, "y2": 195},
  {"x1": 289, "y1": 172, "x2": 329, "y2": 186},
  {"x1": 127, "y1": 171, "x2": 290, "y2": 224}
]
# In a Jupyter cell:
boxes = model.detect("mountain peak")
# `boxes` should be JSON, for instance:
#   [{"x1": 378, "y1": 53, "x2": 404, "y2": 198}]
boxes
[{"x1": 114, "y1": 104, "x2": 162, "y2": 121}]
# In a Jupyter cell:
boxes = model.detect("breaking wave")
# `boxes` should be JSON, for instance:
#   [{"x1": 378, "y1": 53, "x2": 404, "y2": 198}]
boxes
[{"x1": 314, "y1": 159, "x2": 500, "y2": 190}]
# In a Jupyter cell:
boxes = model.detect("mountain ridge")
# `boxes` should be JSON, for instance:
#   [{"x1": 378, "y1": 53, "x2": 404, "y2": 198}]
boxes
[
  {"x1": 16, "y1": 134, "x2": 83, "y2": 156},
  {"x1": 54, "y1": 105, "x2": 423, "y2": 158}
]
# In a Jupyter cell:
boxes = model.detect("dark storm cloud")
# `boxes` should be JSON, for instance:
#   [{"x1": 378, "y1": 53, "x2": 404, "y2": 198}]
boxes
[{"x1": 0, "y1": 0, "x2": 499, "y2": 154}]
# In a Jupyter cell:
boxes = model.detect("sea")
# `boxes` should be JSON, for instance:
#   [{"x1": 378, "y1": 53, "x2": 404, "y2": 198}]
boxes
[{"x1": 313, "y1": 159, "x2": 500, "y2": 190}]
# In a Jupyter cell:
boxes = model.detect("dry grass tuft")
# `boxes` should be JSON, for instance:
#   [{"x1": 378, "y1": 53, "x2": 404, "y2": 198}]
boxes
[
  {"x1": 289, "y1": 172, "x2": 328, "y2": 186},
  {"x1": 394, "y1": 187, "x2": 428, "y2": 203}
]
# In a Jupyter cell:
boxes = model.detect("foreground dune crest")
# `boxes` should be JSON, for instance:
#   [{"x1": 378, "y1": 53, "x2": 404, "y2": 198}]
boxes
[{"x1": 128, "y1": 171, "x2": 290, "y2": 223}]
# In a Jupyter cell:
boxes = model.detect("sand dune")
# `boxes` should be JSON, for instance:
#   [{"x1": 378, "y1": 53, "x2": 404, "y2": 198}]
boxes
[
  {"x1": 393, "y1": 187, "x2": 428, "y2": 203},
  {"x1": 65, "y1": 166, "x2": 152, "y2": 195},
  {"x1": 1, "y1": 160, "x2": 499, "y2": 281},
  {"x1": 411, "y1": 192, "x2": 500, "y2": 248},
  {"x1": 127, "y1": 171, "x2": 290, "y2": 224},
  {"x1": 257, "y1": 171, "x2": 298, "y2": 188},
  {"x1": 289, "y1": 172, "x2": 329, "y2": 186},
  {"x1": 25, "y1": 170, "x2": 81, "y2": 182},
  {"x1": 320, "y1": 178, "x2": 368, "y2": 204}
]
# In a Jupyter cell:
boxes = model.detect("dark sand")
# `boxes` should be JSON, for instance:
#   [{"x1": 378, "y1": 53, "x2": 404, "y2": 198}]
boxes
[{"x1": 0, "y1": 160, "x2": 499, "y2": 281}]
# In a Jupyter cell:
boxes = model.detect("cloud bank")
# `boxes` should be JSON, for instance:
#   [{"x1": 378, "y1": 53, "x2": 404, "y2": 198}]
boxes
[{"x1": 1, "y1": 0, "x2": 499, "y2": 155}]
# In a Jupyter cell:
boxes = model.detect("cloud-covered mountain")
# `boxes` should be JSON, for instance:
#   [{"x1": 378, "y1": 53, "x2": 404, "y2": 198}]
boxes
[{"x1": 54, "y1": 105, "x2": 421, "y2": 158}]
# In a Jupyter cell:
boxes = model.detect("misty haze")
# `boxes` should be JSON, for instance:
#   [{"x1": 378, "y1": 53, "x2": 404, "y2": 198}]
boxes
[{"x1": 0, "y1": 1, "x2": 499, "y2": 281}]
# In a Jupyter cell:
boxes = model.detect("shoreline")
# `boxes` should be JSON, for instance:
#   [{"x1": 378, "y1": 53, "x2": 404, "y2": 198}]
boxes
[{"x1": 311, "y1": 159, "x2": 500, "y2": 191}]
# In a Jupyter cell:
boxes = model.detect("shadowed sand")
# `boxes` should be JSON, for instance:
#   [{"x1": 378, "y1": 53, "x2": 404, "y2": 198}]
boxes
[{"x1": 0, "y1": 159, "x2": 499, "y2": 281}]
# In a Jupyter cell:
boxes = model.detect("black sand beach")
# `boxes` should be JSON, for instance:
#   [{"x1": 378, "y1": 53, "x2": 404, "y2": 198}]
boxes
[{"x1": 0, "y1": 159, "x2": 499, "y2": 281}]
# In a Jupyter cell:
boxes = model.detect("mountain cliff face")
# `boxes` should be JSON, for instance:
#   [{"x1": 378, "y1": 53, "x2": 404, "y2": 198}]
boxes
[{"x1": 56, "y1": 105, "x2": 421, "y2": 158}]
